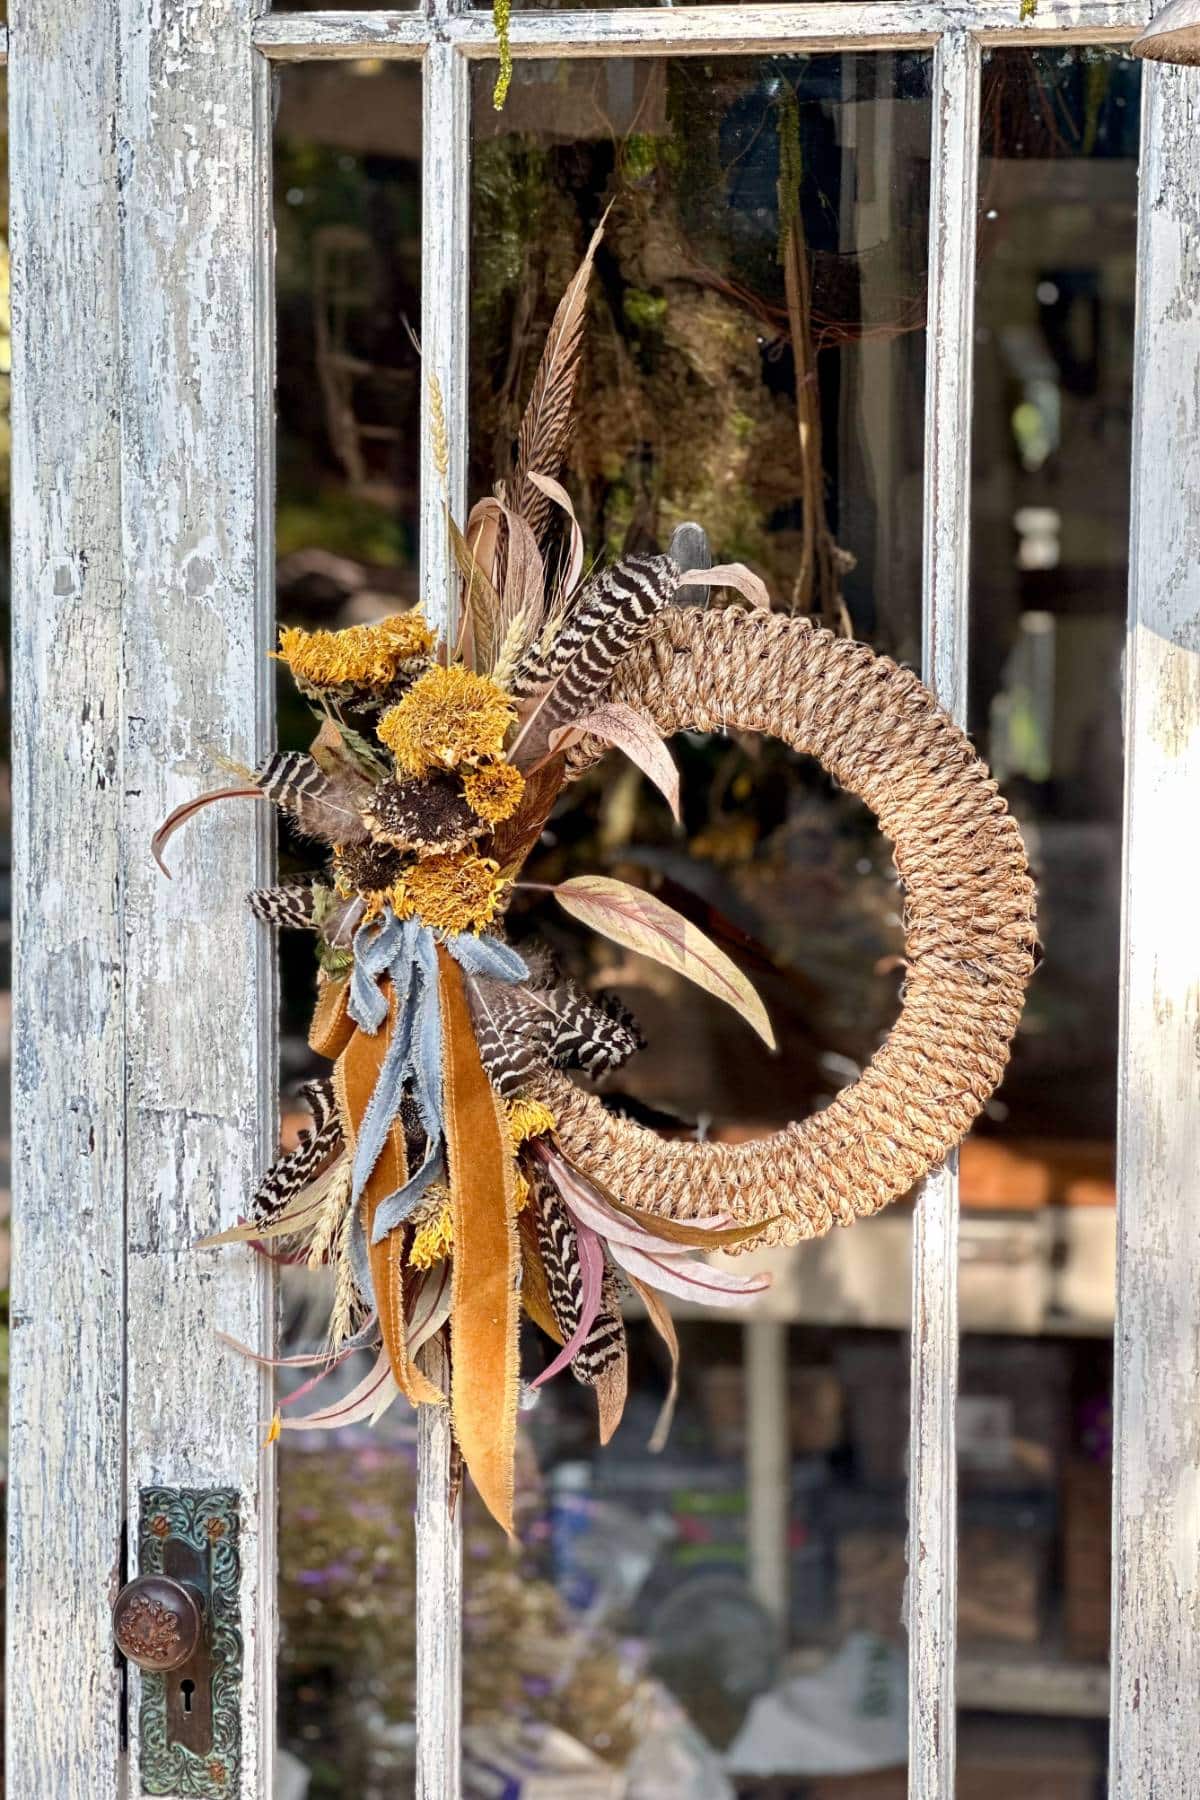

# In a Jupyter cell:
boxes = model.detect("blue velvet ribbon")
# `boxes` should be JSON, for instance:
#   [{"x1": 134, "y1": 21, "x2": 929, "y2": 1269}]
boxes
[{"x1": 345, "y1": 908, "x2": 528, "y2": 1245}]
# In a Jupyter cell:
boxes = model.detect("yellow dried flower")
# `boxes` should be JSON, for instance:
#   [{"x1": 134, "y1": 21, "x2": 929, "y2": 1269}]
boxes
[
  {"x1": 277, "y1": 612, "x2": 434, "y2": 691},
  {"x1": 404, "y1": 850, "x2": 508, "y2": 937},
  {"x1": 462, "y1": 758, "x2": 525, "y2": 826},
  {"x1": 506, "y1": 1098, "x2": 557, "y2": 1147},
  {"x1": 377, "y1": 665, "x2": 514, "y2": 777},
  {"x1": 513, "y1": 1166, "x2": 530, "y2": 1212},
  {"x1": 409, "y1": 1195, "x2": 454, "y2": 1270}
]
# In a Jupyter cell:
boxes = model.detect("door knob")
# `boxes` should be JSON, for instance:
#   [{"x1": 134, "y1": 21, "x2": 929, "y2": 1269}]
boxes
[{"x1": 112, "y1": 1573, "x2": 204, "y2": 1671}]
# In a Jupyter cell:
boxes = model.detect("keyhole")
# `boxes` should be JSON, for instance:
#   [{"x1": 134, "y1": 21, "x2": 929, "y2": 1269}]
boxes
[{"x1": 180, "y1": 1679, "x2": 195, "y2": 1715}]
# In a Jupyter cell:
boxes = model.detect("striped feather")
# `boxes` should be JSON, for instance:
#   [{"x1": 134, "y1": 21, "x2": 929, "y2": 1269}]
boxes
[
  {"x1": 532, "y1": 1170, "x2": 585, "y2": 1342},
  {"x1": 466, "y1": 975, "x2": 557, "y2": 1098},
  {"x1": 255, "y1": 751, "x2": 370, "y2": 846},
  {"x1": 571, "y1": 1271, "x2": 626, "y2": 1388},
  {"x1": 251, "y1": 1078, "x2": 343, "y2": 1224},
  {"x1": 545, "y1": 986, "x2": 642, "y2": 1078},
  {"x1": 248, "y1": 882, "x2": 317, "y2": 929},
  {"x1": 508, "y1": 555, "x2": 680, "y2": 771}
]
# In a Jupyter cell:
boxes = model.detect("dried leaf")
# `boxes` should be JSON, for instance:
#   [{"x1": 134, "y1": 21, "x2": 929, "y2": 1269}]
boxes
[
  {"x1": 527, "y1": 470, "x2": 584, "y2": 607},
  {"x1": 152, "y1": 785, "x2": 262, "y2": 878},
  {"x1": 680, "y1": 563, "x2": 772, "y2": 609},
  {"x1": 281, "y1": 1348, "x2": 400, "y2": 1432},
  {"x1": 551, "y1": 874, "x2": 776, "y2": 1049},
  {"x1": 449, "y1": 507, "x2": 501, "y2": 671},
  {"x1": 626, "y1": 1274, "x2": 680, "y2": 1452},
  {"x1": 549, "y1": 701, "x2": 680, "y2": 822},
  {"x1": 489, "y1": 755, "x2": 565, "y2": 876},
  {"x1": 608, "y1": 1239, "x2": 771, "y2": 1304},
  {"x1": 511, "y1": 211, "x2": 608, "y2": 541}
]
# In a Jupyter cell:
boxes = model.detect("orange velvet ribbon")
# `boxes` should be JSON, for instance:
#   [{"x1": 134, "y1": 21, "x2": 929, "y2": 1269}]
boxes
[
  {"x1": 437, "y1": 947, "x2": 520, "y2": 1537},
  {"x1": 332, "y1": 980, "x2": 442, "y2": 1410}
]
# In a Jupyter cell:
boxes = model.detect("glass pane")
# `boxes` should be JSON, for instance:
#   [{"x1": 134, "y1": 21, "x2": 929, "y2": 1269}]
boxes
[
  {"x1": 272, "y1": 60, "x2": 424, "y2": 1796},
  {"x1": 469, "y1": 52, "x2": 932, "y2": 1790},
  {"x1": 959, "y1": 46, "x2": 1139, "y2": 1792}
]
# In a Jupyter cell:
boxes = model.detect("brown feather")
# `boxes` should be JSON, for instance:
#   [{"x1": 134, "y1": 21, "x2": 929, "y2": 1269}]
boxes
[{"x1": 509, "y1": 212, "x2": 608, "y2": 544}]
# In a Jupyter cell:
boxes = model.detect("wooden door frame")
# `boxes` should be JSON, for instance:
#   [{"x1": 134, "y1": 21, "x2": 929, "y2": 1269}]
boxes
[{"x1": 7, "y1": 4, "x2": 1199, "y2": 1795}]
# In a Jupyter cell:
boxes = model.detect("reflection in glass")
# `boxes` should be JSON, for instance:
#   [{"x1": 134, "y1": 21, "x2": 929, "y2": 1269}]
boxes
[
  {"x1": 466, "y1": 52, "x2": 931, "y2": 1792},
  {"x1": 957, "y1": 47, "x2": 1139, "y2": 1791},
  {"x1": 273, "y1": 61, "x2": 424, "y2": 1797}
]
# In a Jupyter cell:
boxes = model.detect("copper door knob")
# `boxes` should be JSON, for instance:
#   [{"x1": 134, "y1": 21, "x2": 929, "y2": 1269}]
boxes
[{"x1": 112, "y1": 1575, "x2": 204, "y2": 1671}]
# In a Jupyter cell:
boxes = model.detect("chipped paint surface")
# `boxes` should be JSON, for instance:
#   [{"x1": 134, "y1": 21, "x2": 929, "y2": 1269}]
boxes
[
  {"x1": 1112, "y1": 71, "x2": 1200, "y2": 1798},
  {"x1": 1115, "y1": 56, "x2": 1200, "y2": 1800},
  {"x1": 8, "y1": 3, "x2": 128, "y2": 1792},
  {"x1": 117, "y1": 1, "x2": 277, "y2": 1793}
]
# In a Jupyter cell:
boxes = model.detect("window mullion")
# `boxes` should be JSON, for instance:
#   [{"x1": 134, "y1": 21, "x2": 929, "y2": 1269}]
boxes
[
  {"x1": 414, "y1": 31, "x2": 472, "y2": 1799},
  {"x1": 1110, "y1": 61, "x2": 1200, "y2": 1800},
  {"x1": 909, "y1": 28, "x2": 980, "y2": 1800}
]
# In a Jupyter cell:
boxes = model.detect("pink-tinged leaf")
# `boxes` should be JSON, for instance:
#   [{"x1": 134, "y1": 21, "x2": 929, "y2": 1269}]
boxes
[
  {"x1": 281, "y1": 1348, "x2": 399, "y2": 1432},
  {"x1": 527, "y1": 471, "x2": 584, "y2": 600},
  {"x1": 626, "y1": 1274, "x2": 680, "y2": 1453},
  {"x1": 680, "y1": 563, "x2": 772, "y2": 609},
  {"x1": 152, "y1": 785, "x2": 262, "y2": 877},
  {"x1": 549, "y1": 702, "x2": 680, "y2": 822},
  {"x1": 215, "y1": 1332, "x2": 348, "y2": 1373},
  {"x1": 551, "y1": 874, "x2": 776, "y2": 1050},
  {"x1": 608, "y1": 1240, "x2": 771, "y2": 1305},
  {"x1": 534, "y1": 1142, "x2": 696, "y2": 1256},
  {"x1": 529, "y1": 1215, "x2": 605, "y2": 1390},
  {"x1": 408, "y1": 1261, "x2": 453, "y2": 1357}
]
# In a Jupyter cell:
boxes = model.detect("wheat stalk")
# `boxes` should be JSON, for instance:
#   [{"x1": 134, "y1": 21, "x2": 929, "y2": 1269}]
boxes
[{"x1": 306, "y1": 1158, "x2": 351, "y2": 1271}]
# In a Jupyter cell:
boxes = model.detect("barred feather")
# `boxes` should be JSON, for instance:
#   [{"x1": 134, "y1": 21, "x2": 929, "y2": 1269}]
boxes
[
  {"x1": 571, "y1": 1271, "x2": 627, "y2": 1388},
  {"x1": 468, "y1": 971, "x2": 642, "y2": 1096},
  {"x1": 510, "y1": 554, "x2": 681, "y2": 765},
  {"x1": 466, "y1": 975, "x2": 557, "y2": 1098},
  {"x1": 255, "y1": 752, "x2": 370, "y2": 846},
  {"x1": 248, "y1": 882, "x2": 317, "y2": 929},
  {"x1": 532, "y1": 1170, "x2": 585, "y2": 1341},
  {"x1": 545, "y1": 986, "x2": 643, "y2": 1078},
  {"x1": 251, "y1": 1078, "x2": 343, "y2": 1224}
]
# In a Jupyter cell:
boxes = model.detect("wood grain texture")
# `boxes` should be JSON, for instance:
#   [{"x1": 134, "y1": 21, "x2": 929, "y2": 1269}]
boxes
[
  {"x1": 253, "y1": 0, "x2": 1149, "y2": 59},
  {"x1": 416, "y1": 37, "x2": 470, "y2": 1793},
  {"x1": 908, "y1": 31, "x2": 979, "y2": 1798},
  {"x1": 415, "y1": 1339, "x2": 463, "y2": 1799},
  {"x1": 116, "y1": 1, "x2": 277, "y2": 1792},
  {"x1": 7, "y1": 4, "x2": 127, "y2": 1792},
  {"x1": 1110, "y1": 60, "x2": 1200, "y2": 1800}
]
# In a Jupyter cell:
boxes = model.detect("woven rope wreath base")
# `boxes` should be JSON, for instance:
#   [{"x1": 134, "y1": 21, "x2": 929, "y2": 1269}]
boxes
[{"x1": 540, "y1": 606, "x2": 1038, "y2": 1250}]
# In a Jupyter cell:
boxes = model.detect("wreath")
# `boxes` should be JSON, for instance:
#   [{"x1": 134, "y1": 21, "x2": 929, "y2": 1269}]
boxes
[{"x1": 159, "y1": 226, "x2": 1037, "y2": 1534}]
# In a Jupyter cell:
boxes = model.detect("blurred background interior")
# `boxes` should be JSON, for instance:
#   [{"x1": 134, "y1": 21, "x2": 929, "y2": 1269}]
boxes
[{"x1": 0, "y1": 42, "x2": 1138, "y2": 1800}]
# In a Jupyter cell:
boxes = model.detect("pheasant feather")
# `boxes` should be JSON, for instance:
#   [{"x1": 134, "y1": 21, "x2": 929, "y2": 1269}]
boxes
[
  {"x1": 509, "y1": 553, "x2": 681, "y2": 765},
  {"x1": 252, "y1": 1078, "x2": 343, "y2": 1224},
  {"x1": 255, "y1": 752, "x2": 371, "y2": 847},
  {"x1": 248, "y1": 883, "x2": 318, "y2": 930}
]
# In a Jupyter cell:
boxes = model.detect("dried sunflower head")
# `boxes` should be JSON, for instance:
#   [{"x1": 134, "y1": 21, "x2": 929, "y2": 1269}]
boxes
[
  {"x1": 377, "y1": 665, "x2": 514, "y2": 777},
  {"x1": 461, "y1": 758, "x2": 525, "y2": 827},
  {"x1": 361, "y1": 774, "x2": 482, "y2": 856},
  {"x1": 277, "y1": 613, "x2": 435, "y2": 701},
  {"x1": 402, "y1": 849, "x2": 509, "y2": 936},
  {"x1": 333, "y1": 837, "x2": 407, "y2": 899}
]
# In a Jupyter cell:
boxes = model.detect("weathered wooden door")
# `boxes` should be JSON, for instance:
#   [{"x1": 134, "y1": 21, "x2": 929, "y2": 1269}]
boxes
[{"x1": 6, "y1": 1, "x2": 1198, "y2": 1796}]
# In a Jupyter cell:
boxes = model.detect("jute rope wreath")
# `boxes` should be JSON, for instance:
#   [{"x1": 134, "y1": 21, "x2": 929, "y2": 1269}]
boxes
[
  {"x1": 545, "y1": 606, "x2": 1038, "y2": 1246},
  {"x1": 157, "y1": 230, "x2": 1036, "y2": 1535}
]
